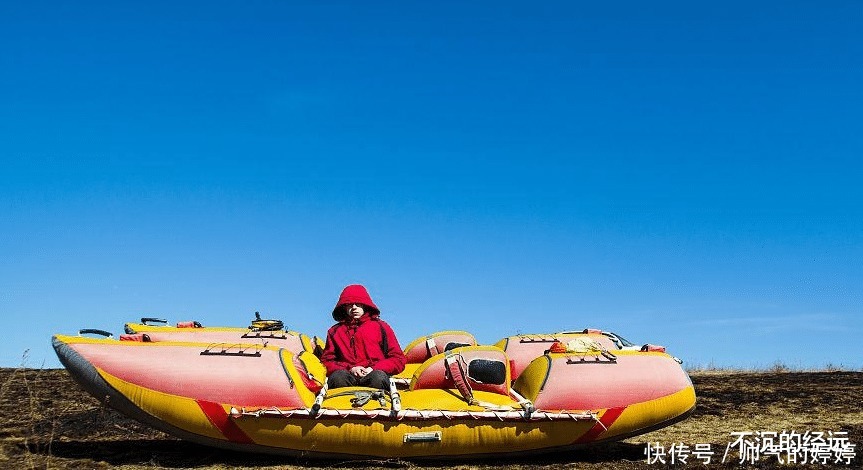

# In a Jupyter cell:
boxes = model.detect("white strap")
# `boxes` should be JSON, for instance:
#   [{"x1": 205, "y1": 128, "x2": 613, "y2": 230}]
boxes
[{"x1": 426, "y1": 338, "x2": 440, "y2": 357}]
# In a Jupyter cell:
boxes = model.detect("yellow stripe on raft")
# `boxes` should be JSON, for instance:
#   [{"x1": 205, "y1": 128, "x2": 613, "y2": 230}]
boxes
[
  {"x1": 97, "y1": 366, "x2": 226, "y2": 441},
  {"x1": 604, "y1": 385, "x2": 696, "y2": 440}
]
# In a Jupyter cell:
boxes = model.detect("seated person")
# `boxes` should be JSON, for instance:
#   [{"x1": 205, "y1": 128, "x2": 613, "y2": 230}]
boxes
[{"x1": 321, "y1": 284, "x2": 406, "y2": 390}]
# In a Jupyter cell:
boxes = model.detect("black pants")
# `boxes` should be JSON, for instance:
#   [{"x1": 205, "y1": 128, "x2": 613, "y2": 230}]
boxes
[{"x1": 327, "y1": 369, "x2": 390, "y2": 390}]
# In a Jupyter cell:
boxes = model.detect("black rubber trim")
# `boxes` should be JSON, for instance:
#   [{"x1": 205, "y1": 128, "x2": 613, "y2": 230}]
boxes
[
  {"x1": 277, "y1": 348, "x2": 295, "y2": 388},
  {"x1": 78, "y1": 329, "x2": 112, "y2": 338},
  {"x1": 537, "y1": 354, "x2": 554, "y2": 392}
]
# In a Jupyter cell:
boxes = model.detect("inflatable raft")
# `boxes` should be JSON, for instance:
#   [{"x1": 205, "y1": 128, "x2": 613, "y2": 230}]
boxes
[{"x1": 53, "y1": 321, "x2": 695, "y2": 459}]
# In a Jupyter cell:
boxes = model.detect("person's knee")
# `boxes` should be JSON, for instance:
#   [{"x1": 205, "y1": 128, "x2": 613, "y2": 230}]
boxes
[
  {"x1": 327, "y1": 369, "x2": 356, "y2": 389},
  {"x1": 365, "y1": 370, "x2": 390, "y2": 390}
]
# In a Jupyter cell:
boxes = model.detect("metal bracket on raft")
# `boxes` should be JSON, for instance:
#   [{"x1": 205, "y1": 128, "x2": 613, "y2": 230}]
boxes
[
  {"x1": 241, "y1": 331, "x2": 287, "y2": 339},
  {"x1": 517, "y1": 335, "x2": 558, "y2": 343},
  {"x1": 566, "y1": 350, "x2": 618, "y2": 364},
  {"x1": 200, "y1": 344, "x2": 263, "y2": 357}
]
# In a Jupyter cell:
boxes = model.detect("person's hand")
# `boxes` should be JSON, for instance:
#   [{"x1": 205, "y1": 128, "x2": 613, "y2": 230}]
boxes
[{"x1": 350, "y1": 366, "x2": 373, "y2": 377}]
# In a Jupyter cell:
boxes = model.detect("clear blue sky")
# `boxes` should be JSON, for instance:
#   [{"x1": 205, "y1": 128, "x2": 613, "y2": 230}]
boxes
[{"x1": 2, "y1": 1, "x2": 861, "y2": 369}]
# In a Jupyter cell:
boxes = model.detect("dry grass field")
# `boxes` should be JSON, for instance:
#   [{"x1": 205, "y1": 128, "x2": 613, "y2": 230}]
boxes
[{"x1": 1, "y1": 367, "x2": 860, "y2": 469}]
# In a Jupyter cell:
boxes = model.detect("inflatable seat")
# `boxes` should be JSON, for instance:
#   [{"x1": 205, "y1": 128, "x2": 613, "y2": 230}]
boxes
[
  {"x1": 285, "y1": 349, "x2": 327, "y2": 406},
  {"x1": 494, "y1": 330, "x2": 627, "y2": 380},
  {"x1": 410, "y1": 345, "x2": 511, "y2": 397},
  {"x1": 397, "y1": 330, "x2": 477, "y2": 379}
]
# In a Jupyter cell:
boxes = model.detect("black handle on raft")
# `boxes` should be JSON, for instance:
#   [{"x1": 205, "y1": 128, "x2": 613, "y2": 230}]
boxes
[
  {"x1": 141, "y1": 317, "x2": 168, "y2": 325},
  {"x1": 79, "y1": 329, "x2": 113, "y2": 338}
]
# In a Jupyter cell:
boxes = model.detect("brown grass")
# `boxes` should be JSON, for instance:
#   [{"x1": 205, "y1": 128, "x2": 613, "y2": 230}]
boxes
[{"x1": 1, "y1": 368, "x2": 860, "y2": 469}]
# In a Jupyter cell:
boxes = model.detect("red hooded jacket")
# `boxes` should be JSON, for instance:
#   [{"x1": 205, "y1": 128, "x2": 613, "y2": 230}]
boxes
[{"x1": 320, "y1": 285, "x2": 406, "y2": 376}]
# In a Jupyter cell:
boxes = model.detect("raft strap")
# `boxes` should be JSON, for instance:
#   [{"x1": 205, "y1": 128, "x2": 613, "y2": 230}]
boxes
[
  {"x1": 315, "y1": 389, "x2": 391, "y2": 409},
  {"x1": 140, "y1": 317, "x2": 167, "y2": 325},
  {"x1": 349, "y1": 390, "x2": 387, "y2": 407},
  {"x1": 444, "y1": 352, "x2": 477, "y2": 406},
  {"x1": 426, "y1": 338, "x2": 440, "y2": 357}
]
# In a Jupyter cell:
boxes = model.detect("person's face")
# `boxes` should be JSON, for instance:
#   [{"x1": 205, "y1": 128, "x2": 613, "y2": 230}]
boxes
[{"x1": 345, "y1": 304, "x2": 365, "y2": 319}]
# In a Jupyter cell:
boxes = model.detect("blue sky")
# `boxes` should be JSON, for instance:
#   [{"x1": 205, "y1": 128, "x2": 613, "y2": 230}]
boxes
[{"x1": 2, "y1": 1, "x2": 861, "y2": 369}]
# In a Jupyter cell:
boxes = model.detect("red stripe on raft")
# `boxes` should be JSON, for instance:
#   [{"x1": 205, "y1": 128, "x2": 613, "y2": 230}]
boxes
[
  {"x1": 197, "y1": 400, "x2": 254, "y2": 444},
  {"x1": 573, "y1": 406, "x2": 626, "y2": 444}
]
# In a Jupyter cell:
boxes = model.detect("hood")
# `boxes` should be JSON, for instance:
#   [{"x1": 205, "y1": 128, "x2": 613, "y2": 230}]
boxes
[{"x1": 332, "y1": 284, "x2": 380, "y2": 321}]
